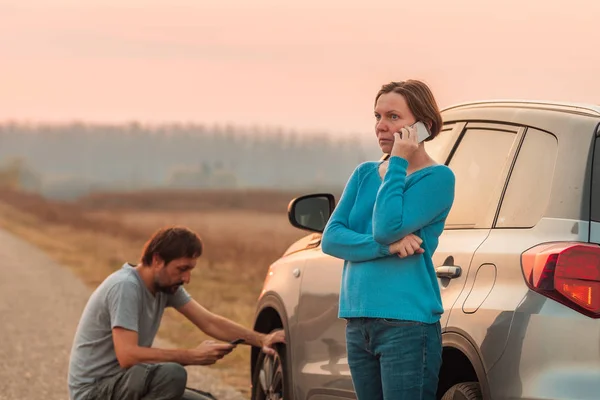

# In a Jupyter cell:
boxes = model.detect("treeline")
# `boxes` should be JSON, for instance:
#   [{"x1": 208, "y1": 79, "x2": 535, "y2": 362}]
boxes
[{"x1": 0, "y1": 122, "x2": 376, "y2": 199}]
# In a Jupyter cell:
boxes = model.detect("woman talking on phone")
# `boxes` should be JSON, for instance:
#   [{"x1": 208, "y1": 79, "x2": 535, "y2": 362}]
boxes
[{"x1": 321, "y1": 80, "x2": 456, "y2": 399}]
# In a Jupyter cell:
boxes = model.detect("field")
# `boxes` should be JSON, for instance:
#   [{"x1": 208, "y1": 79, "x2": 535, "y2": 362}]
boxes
[{"x1": 0, "y1": 188, "x2": 317, "y2": 397}]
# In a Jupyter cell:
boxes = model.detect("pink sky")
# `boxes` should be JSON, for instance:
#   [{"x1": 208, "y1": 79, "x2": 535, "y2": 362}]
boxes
[{"x1": 1, "y1": 0, "x2": 598, "y2": 136}]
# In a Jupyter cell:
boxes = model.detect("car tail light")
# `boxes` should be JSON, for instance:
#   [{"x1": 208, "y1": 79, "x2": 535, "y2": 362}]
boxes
[{"x1": 521, "y1": 242, "x2": 600, "y2": 318}]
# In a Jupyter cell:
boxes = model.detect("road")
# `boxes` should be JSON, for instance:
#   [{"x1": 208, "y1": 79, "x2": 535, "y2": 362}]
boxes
[{"x1": 0, "y1": 228, "x2": 246, "y2": 400}]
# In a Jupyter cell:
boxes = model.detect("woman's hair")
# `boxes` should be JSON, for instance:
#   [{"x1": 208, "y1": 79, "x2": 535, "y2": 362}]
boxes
[{"x1": 375, "y1": 80, "x2": 443, "y2": 141}]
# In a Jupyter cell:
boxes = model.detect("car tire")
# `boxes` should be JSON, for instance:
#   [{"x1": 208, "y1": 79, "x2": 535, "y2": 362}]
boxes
[
  {"x1": 441, "y1": 382, "x2": 482, "y2": 400},
  {"x1": 251, "y1": 342, "x2": 291, "y2": 400}
]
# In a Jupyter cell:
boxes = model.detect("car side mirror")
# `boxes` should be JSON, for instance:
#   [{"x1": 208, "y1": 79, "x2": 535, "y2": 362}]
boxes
[{"x1": 287, "y1": 193, "x2": 335, "y2": 233}]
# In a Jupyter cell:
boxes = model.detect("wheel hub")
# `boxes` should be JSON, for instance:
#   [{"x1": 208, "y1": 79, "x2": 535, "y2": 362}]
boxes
[{"x1": 257, "y1": 351, "x2": 284, "y2": 400}]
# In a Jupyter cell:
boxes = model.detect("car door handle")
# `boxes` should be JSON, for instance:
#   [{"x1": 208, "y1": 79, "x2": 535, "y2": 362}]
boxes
[{"x1": 436, "y1": 266, "x2": 462, "y2": 279}]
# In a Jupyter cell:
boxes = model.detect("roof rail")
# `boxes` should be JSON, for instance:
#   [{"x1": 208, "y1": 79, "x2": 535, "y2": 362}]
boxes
[{"x1": 441, "y1": 99, "x2": 600, "y2": 116}]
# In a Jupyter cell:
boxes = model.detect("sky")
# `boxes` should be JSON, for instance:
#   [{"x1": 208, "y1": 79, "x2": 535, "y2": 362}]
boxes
[{"x1": 1, "y1": 0, "x2": 599, "y2": 136}]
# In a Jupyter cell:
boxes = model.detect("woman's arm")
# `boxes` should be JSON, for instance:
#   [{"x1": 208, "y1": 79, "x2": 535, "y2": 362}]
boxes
[
  {"x1": 372, "y1": 156, "x2": 455, "y2": 245},
  {"x1": 321, "y1": 165, "x2": 391, "y2": 262}
]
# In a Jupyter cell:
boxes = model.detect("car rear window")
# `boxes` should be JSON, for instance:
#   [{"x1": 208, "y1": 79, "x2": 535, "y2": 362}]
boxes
[
  {"x1": 496, "y1": 128, "x2": 558, "y2": 228},
  {"x1": 591, "y1": 135, "x2": 600, "y2": 222}
]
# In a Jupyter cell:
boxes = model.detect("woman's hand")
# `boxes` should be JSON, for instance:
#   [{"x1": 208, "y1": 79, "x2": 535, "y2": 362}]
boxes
[
  {"x1": 391, "y1": 124, "x2": 419, "y2": 160},
  {"x1": 389, "y1": 234, "x2": 424, "y2": 258}
]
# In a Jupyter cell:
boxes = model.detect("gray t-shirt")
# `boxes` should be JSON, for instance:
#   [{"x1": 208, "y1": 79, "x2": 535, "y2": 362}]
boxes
[{"x1": 67, "y1": 263, "x2": 191, "y2": 400}]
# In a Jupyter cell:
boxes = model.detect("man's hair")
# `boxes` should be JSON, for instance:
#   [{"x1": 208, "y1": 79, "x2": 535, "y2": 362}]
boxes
[
  {"x1": 375, "y1": 80, "x2": 443, "y2": 141},
  {"x1": 140, "y1": 226, "x2": 203, "y2": 266}
]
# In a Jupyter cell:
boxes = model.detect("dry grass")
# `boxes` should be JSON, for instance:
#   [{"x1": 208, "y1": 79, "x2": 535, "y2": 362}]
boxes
[{"x1": 0, "y1": 189, "x2": 309, "y2": 397}]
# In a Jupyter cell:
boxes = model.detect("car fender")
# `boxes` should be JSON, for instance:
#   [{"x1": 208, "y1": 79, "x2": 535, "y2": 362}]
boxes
[
  {"x1": 443, "y1": 329, "x2": 492, "y2": 400},
  {"x1": 252, "y1": 292, "x2": 296, "y2": 398}
]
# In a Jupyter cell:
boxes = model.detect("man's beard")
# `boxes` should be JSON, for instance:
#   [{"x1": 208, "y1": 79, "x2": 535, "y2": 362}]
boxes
[
  {"x1": 154, "y1": 278, "x2": 183, "y2": 294},
  {"x1": 158, "y1": 283, "x2": 182, "y2": 294}
]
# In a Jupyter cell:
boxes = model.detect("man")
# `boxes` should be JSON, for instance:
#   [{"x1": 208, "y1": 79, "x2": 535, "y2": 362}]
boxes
[{"x1": 67, "y1": 226, "x2": 285, "y2": 400}]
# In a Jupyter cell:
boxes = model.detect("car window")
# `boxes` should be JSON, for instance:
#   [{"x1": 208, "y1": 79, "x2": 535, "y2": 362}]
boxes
[
  {"x1": 591, "y1": 136, "x2": 600, "y2": 223},
  {"x1": 424, "y1": 124, "x2": 457, "y2": 164},
  {"x1": 496, "y1": 129, "x2": 558, "y2": 228},
  {"x1": 445, "y1": 128, "x2": 518, "y2": 229}
]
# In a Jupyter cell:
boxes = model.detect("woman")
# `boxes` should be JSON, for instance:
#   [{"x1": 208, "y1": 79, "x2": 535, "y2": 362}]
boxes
[{"x1": 321, "y1": 80, "x2": 455, "y2": 399}]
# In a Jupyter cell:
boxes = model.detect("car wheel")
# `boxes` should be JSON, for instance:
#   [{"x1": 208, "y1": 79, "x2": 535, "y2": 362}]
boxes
[
  {"x1": 441, "y1": 382, "x2": 482, "y2": 400},
  {"x1": 251, "y1": 343, "x2": 291, "y2": 400}
]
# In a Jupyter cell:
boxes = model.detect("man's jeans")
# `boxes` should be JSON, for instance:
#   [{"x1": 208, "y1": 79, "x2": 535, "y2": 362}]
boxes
[
  {"x1": 83, "y1": 363, "x2": 216, "y2": 400},
  {"x1": 346, "y1": 318, "x2": 442, "y2": 400}
]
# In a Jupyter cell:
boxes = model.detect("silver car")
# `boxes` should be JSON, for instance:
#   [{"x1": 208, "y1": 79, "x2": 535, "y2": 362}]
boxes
[{"x1": 250, "y1": 100, "x2": 600, "y2": 400}]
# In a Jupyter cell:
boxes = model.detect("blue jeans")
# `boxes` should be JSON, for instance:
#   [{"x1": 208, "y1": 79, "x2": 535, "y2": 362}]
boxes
[{"x1": 345, "y1": 318, "x2": 442, "y2": 400}]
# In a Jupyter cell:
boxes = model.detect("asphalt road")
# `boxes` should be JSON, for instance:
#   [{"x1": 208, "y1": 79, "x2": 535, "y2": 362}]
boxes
[{"x1": 0, "y1": 228, "x2": 246, "y2": 400}]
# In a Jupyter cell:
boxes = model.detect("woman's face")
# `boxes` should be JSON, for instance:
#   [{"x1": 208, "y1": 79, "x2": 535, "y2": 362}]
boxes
[{"x1": 374, "y1": 92, "x2": 417, "y2": 154}]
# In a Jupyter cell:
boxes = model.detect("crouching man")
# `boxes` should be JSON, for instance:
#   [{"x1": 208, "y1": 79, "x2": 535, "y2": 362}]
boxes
[{"x1": 67, "y1": 226, "x2": 285, "y2": 400}]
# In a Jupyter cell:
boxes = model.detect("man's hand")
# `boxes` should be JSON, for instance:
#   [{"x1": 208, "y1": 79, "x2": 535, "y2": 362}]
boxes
[
  {"x1": 260, "y1": 329, "x2": 286, "y2": 356},
  {"x1": 188, "y1": 340, "x2": 234, "y2": 365},
  {"x1": 389, "y1": 234, "x2": 424, "y2": 258}
]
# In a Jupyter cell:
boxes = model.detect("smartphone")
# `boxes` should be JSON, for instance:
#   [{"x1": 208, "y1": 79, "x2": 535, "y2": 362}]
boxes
[
  {"x1": 411, "y1": 121, "x2": 431, "y2": 143},
  {"x1": 230, "y1": 338, "x2": 245, "y2": 345}
]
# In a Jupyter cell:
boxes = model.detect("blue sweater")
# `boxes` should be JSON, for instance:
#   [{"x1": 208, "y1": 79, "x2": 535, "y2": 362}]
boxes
[{"x1": 321, "y1": 156, "x2": 455, "y2": 324}]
